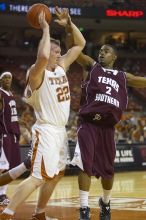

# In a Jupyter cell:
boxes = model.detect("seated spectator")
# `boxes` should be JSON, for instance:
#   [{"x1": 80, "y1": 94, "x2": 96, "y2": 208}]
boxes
[
  {"x1": 19, "y1": 124, "x2": 31, "y2": 145},
  {"x1": 143, "y1": 127, "x2": 146, "y2": 143}
]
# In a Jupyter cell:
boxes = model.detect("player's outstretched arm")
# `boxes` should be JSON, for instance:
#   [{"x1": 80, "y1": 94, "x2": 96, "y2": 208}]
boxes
[
  {"x1": 65, "y1": 31, "x2": 94, "y2": 69},
  {"x1": 55, "y1": 6, "x2": 85, "y2": 70},
  {"x1": 65, "y1": 21, "x2": 95, "y2": 79},
  {"x1": 29, "y1": 11, "x2": 51, "y2": 92},
  {"x1": 126, "y1": 72, "x2": 146, "y2": 88},
  {"x1": 65, "y1": 25, "x2": 94, "y2": 68}
]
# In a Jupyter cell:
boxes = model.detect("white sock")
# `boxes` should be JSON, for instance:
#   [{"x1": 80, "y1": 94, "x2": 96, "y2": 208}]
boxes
[
  {"x1": 9, "y1": 163, "x2": 27, "y2": 180},
  {"x1": 3, "y1": 208, "x2": 15, "y2": 215},
  {"x1": 0, "y1": 185, "x2": 8, "y2": 195},
  {"x1": 102, "y1": 189, "x2": 111, "y2": 204},
  {"x1": 79, "y1": 190, "x2": 89, "y2": 207},
  {"x1": 35, "y1": 208, "x2": 45, "y2": 214}
]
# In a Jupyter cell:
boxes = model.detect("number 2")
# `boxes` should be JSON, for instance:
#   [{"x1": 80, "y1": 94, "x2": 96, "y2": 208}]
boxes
[{"x1": 106, "y1": 86, "x2": 111, "y2": 95}]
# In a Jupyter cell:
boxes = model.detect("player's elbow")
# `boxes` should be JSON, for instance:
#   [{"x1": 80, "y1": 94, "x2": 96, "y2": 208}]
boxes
[
  {"x1": 76, "y1": 39, "x2": 86, "y2": 50},
  {"x1": 77, "y1": 41, "x2": 86, "y2": 53},
  {"x1": 79, "y1": 46, "x2": 85, "y2": 55},
  {"x1": 80, "y1": 39, "x2": 86, "y2": 49}
]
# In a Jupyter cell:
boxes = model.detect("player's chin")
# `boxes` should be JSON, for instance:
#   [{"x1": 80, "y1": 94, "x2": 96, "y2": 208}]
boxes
[
  {"x1": 5, "y1": 85, "x2": 11, "y2": 90},
  {"x1": 98, "y1": 59, "x2": 105, "y2": 66}
]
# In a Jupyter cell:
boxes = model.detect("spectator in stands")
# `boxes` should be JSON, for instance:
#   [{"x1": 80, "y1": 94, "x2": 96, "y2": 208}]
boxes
[
  {"x1": 143, "y1": 127, "x2": 146, "y2": 143},
  {"x1": 131, "y1": 125, "x2": 142, "y2": 143},
  {"x1": 19, "y1": 121, "x2": 31, "y2": 146},
  {"x1": 20, "y1": 109, "x2": 34, "y2": 131}
]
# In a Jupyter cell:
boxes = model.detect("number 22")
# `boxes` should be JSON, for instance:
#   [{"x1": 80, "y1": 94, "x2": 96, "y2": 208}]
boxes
[{"x1": 56, "y1": 86, "x2": 70, "y2": 102}]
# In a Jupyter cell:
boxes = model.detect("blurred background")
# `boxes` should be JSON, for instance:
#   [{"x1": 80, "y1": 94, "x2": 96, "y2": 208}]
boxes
[{"x1": 1, "y1": 0, "x2": 146, "y2": 172}]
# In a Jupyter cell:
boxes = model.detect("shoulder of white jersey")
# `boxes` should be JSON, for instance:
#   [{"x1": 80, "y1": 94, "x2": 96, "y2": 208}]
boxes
[
  {"x1": 55, "y1": 65, "x2": 66, "y2": 74},
  {"x1": 45, "y1": 65, "x2": 66, "y2": 76}
]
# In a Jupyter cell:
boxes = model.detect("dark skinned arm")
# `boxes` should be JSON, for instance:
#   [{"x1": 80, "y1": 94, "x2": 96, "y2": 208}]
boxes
[{"x1": 126, "y1": 72, "x2": 146, "y2": 88}]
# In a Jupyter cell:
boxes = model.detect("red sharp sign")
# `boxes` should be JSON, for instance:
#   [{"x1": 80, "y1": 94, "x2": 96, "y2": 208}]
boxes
[{"x1": 106, "y1": 9, "x2": 144, "y2": 18}]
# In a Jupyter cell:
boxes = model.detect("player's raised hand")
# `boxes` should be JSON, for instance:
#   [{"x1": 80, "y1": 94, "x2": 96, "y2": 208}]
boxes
[
  {"x1": 38, "y1": 11, "x2": 49, "y2": 29},
  {"x1": 54, "y1": 6, "x2": 71, "y2": 27}
]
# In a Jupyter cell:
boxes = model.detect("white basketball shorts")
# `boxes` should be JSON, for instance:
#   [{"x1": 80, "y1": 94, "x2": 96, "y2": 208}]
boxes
[{"x1": 31, "y1": 123, "x2": 68, "y2": 180}]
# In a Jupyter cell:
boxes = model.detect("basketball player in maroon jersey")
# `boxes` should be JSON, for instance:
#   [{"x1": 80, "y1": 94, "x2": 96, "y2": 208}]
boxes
[
  {"x1": 65, "y1": 26, "x2": 146, "y2": 220},
  {"x1": 0, "y1": 71, "x2": 31, "y2": 205},
  {"x1": 0, "y1": 71, "x2": 21, "y2": 205}
]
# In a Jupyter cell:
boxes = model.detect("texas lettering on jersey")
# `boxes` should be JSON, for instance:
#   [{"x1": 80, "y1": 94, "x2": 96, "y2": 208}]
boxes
[{"x1": 48, "y1": 75, "x2": 68, "y2": 85}]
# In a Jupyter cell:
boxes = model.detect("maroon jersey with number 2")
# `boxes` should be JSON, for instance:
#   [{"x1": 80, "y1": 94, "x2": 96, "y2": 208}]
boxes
[
  {"x1": 72, "y1": 62, "x2": 128, "y2": 178},
  {"x1": 79, "y1": 62, "x2": 128, "y2": 126}
]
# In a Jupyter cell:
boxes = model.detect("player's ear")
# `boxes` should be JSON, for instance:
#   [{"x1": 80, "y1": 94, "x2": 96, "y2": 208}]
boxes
[{"x1": 113, "y1": 54, "x2": 117, "y2": 62}]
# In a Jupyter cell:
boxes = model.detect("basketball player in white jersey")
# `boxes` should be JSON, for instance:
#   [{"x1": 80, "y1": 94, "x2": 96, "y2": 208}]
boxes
[{"x1": 0, "y1": 7, "x2": 85, "y2": 220}]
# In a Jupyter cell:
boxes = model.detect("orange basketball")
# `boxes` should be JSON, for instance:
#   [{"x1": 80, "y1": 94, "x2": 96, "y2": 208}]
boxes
[{"x1": 27, "y1": 3, "x2": 52, "y2": 29}]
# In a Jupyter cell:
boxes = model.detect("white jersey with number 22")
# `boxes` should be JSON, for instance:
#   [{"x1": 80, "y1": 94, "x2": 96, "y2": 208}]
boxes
[{"x1": 25, "y1": 65, "x2": 70, "y2": 127}]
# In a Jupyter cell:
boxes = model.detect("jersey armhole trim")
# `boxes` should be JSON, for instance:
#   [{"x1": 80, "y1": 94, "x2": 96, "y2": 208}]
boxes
[
  {"x1": 58, "y1": 64, "x2": 66, "y2": 74},
  {"x1": 35, "y1": 71, "x2": 45, "y2": 91}
]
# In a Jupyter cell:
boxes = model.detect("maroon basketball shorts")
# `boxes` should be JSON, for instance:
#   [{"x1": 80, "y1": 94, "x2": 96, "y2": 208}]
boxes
[
  {"x1": 77, "y1": 122, "x2": 116, "y2": 179},
  {"x1": 0, "y1": 133, "x2": 21, "y2": 170}
]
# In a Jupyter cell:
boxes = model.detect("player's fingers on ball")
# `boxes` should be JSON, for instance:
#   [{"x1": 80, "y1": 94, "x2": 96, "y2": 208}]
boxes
[
  {"x1": 38, "y1": 11, "x2": 43, "y2": 19},
  {"x1": 42, "y1": 11, "x2": 46, "y2": 20}
]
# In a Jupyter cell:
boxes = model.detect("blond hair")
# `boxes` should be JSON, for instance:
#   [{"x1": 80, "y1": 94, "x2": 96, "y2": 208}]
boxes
[{"x1": 50, "y1": 38, "x2": 60, "y2": 47}]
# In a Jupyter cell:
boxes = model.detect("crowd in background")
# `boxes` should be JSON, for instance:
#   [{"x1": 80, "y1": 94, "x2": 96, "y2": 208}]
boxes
[
  {"x1": 41, "y1": 0, "x2": 146, "y2": 9},
  {"x1": 67, "y1": 110, "x2": 146, "y2": 144},
  {"x1": 1, "y1": 31, "x2": 146, "y2": 56},
  {"x1": 1, "y1": 55, "x2": 146, "y2": 145}
]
